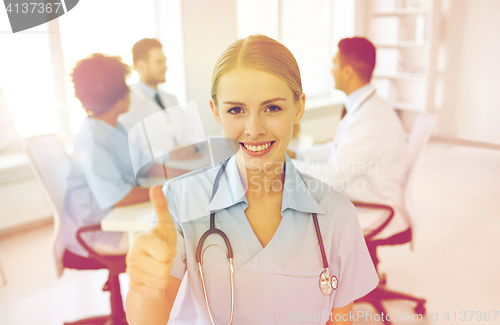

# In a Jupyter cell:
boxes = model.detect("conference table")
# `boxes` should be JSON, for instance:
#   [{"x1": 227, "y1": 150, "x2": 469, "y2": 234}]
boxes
[
  {"x1": 100, "y1": 138, "x2": 234, "y2": 245},
  {"x1": 100, "y1": 201, "x2": 155, "y2": 245},
  {"x1": 100, "y1": 153, "x2": 211, "y2": 245}
]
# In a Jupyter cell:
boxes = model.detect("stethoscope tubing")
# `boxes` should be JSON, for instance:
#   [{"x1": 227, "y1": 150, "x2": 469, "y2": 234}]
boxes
[
  {"x1": 312, "y1": 213, "x2": 328, "y2": 269},
  {"x1": 196, "y1": 159, "x2": 235, "y2": 325},
  {"x1": 196, "y1": 159, "x2": 234, "y2": 264},
  {"x1": 196, "y1": 156, "x2": 338, "y2": 324}
]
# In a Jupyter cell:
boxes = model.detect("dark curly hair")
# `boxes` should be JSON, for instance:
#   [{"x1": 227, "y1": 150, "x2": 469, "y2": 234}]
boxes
[{"x1": 71, "y1": 53, "x2": 130, "y2": 115}]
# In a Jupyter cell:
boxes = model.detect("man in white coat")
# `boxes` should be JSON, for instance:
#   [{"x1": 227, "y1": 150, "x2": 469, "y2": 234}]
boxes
[
  {"x1": 119, "y1": 38, "x2": 200, "y2": 162},
  {"x1": 289, "y1": 37, "x2": 408, "y2": 240}
]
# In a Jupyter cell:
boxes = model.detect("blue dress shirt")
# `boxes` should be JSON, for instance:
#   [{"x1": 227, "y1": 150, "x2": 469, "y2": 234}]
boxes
[{"x1": 62, "y1": 117, "x2": 149, "y2": 256}]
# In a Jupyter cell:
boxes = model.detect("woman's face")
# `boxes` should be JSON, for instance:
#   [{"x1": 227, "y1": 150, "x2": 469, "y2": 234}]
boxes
[{"x1": 210, "y1": 68, "x2": 305, "y2": 172}]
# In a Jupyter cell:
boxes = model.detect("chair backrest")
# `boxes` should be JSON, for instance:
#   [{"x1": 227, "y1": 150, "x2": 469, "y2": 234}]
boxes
[
  {"x1": 26, "y1": 134, "x2": 71, "y2": 277},
  {"x1": 403, "y1": 113, "x2": 437, "y2": 248}
]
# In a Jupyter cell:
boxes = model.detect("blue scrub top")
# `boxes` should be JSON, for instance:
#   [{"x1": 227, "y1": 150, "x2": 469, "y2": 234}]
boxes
[
  {"x1": 162, "y1": 155, "x2": 379, "y2": 324},
  {"x1": 63, "y1": 117, "x2": 149, "y2": 256}
]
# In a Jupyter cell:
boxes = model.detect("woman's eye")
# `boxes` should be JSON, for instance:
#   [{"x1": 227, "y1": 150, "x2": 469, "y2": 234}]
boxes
[
  {"x1": 266, "y1": 105, "x2": 282, "y2": 112},
  {"x1": 228, "y1": 107, "x2": 242, "y2": 114}
]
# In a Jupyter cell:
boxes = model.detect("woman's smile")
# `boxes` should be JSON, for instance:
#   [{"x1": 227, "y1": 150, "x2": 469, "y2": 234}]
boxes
[
  {"x1": 240, "y1": 141, "x2": 275, "y2": 156},
  {"x1": 211, "y1": 68, "x2": 304, "y2": 171}
]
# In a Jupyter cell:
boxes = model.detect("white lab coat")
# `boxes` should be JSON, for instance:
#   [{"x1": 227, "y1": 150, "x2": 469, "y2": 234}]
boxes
[
  {"x1": 119, "y1": 84, "x2": 180, "y2": 149},
  {"x1": 118, "y1": 84, "x2": 206, "y2": 174},
  {"x1": 294, "y1": 85, "x2": 408, "y2": 239}
]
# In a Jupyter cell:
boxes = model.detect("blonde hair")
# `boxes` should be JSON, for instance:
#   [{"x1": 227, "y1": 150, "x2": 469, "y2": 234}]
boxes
[{"x1": 211, "y1": 35, "x2": 302, "y2": 105}]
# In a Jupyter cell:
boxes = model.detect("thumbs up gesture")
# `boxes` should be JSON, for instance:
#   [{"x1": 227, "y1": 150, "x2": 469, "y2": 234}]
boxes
[{"x1": 126, "y1": 186, "x2": 177, "y2": 298}]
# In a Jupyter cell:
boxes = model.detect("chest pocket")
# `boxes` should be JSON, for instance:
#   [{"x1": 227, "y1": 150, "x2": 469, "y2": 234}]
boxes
[{"x1": 274, "y1": 270, "x2": 332, "y2": 325}]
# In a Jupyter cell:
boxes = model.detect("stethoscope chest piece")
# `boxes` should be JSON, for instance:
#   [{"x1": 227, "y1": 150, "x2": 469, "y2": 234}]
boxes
[{"x1": 319, "y1": 269, "x2": 338, "y2": 295}]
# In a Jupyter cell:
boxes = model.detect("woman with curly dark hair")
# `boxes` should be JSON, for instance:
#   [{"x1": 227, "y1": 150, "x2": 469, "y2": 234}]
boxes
[{"x1": 63, "y1": 53, "x2": 184, "y2": 256}]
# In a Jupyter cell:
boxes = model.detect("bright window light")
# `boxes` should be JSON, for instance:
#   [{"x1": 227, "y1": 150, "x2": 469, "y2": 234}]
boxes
[
  {"x1": 237, "y1": 0, "x2": 355, "y2": 102},
  {"x1": 58, "y1": 0, "x2": 157, "y2": 135},
  {"x1": 0, "y1": 19, "x2": 58, "y2": 138},
  {"x1": 236, "y1": 0, "x2": 279, "y2": 39},
  {"x1": 280, "y1": 0, "x2": 331, "y2": 98}
]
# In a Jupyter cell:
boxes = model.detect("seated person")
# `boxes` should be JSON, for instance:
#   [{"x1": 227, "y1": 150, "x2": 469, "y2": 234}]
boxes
[
  {"x1": 63, "y1": 53, "x2": 186, "y2": 257},
  {"x1": 289, "y1": 37, "x2": 408, "y2": 239},
  {"x1": 125, "y1": 34, "x2": 378, "y2": 325}
]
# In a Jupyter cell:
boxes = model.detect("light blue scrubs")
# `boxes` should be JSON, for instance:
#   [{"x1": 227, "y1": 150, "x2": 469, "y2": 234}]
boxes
[
  {"x1": 163, "y1": 155, "x2": 379, "y2": 324},
  {"x1": 63, "y1": 117, "x2": 149, "y2": 257}
]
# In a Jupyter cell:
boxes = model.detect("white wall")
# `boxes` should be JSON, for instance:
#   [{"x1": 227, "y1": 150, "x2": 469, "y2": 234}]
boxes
[
  {"x1": 180, "y1": 0, "x2": 238, "y2": 136},
  {"x1": 300, "y1": 104, "x2": 343, "y2": 144},
  {"x1": 0, "y1": 179, "x2": 52, "y2": 232},
  {"x1": 158, "y1": 0, "x2": 187, "y2": 105},
  {"x1": 436, "y1": 0, "x2": 500, "y2": 143}
]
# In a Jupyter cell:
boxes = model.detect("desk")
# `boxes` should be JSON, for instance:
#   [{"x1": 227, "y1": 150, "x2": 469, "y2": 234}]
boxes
[
  {"x1": 100, "y1": 160, "x2": 197, "y2": 246},
  {"x1": 165, "y1": 146, "x2": 212, "y2": 171},
  {"x1": 101, "y1": 139, "x2": 235, "y2": 245},
  {"x1": 100, "y1": 156, "x2": 206, "y2": 246},
  {"x1": 101, "y1": 202, "x2": 154, "y2": 245},
  {"x1": 137, "y1": 176, "x2": 167, "y2": 187}
]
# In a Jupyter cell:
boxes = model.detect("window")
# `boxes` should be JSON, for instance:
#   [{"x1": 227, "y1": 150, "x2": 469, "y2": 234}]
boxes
[
  {"x1": 237, "y1": 0, "x2": 355, "y2": 103},
  {"x1": 59, "y1": 0, "x2": 186, "y2": 135},
  {"x1": 58, "y1": 0, "x2": 158, "y2": 135},
  {"x1": 0, "y1": 20, "x2": 58, "y2": 140},
  {"x1": 0, "y1": 0, "x2": 186, "y2": 149}
]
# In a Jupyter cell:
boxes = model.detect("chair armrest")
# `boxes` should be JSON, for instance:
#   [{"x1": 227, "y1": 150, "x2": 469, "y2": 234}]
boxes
[
  {"x1": 76, "y1": 224, "x2": 105, "y2": 260},
  {"x1": 76, "y1": 224, "x2": 126, "y2": 269},
  {"x1": 350, "y1": 201, "x2": 394, "y2": 240}
]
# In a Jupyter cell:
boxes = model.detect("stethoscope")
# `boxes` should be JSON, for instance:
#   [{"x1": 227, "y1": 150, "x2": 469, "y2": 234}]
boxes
[{"x1": 195, "y1": 159, "x2": 338, "y2": 325}]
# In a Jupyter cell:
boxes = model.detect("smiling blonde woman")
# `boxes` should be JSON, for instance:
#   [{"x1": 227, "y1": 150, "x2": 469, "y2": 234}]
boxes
[{"x1": 125, "y1": 35, "x2": 378, "y2": 325}]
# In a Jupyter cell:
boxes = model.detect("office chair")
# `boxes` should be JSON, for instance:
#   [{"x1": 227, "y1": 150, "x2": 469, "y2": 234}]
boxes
[
  {"x1": 354, "y1": 113, "x2": 437, "y2": 325},
  {"x1": 26, "y1": 134, "x2": 128, "y2": 325}
]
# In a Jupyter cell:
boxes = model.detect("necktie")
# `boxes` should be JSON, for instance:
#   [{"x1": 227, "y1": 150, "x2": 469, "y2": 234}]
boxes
[
  {"x1": 340, "y1": 104, "x2": 347, "y2": 120},
  {"x1": 155, "y1": 92, "x2": 165, "y2": 110}
]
